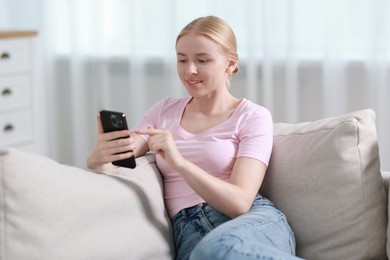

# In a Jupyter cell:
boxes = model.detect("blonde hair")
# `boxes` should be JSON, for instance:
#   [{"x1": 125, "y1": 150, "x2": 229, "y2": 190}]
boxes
[{"x1": 176, "y1": 16, "x2": 239, "y2": 83}]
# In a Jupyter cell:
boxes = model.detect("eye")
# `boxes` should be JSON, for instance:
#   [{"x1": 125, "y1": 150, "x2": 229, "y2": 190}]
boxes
[
  {"x1": 177, "y1": 59, "x2": 187, "y2": 63},
  {"x1": 198, "y1": 59, "x2": 209, "y2": 63}
]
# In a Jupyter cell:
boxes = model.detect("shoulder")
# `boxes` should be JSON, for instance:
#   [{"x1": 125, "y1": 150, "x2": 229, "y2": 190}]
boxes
[
  {"x1": 147, "y1": 96, "x2": 190, "y2": 113},
  {"x1": 235, "y1": 99, "x2": 273, "y2": 165},
  {"x1": 134, "y1": 96, "x2": 191, "y2": 130},
  {"x1": 237, "y1": 99, "x2": 273, "y2": 124}
]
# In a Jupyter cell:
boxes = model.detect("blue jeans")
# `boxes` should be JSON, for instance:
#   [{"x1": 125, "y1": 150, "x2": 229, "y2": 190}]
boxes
[{"x1": 171, "y1": 194, "x2": 300, "y2": 260}]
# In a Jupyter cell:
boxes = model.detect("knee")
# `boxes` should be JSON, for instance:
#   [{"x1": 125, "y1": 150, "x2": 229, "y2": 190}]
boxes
[{"x1": 190, "y1": 233, "x2": 296, "y2": 260}]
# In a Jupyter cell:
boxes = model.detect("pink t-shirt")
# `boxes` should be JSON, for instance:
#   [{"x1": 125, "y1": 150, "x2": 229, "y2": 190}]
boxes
[{"x1": 132, "y1": 97, "x2": 273, "y2": 218}]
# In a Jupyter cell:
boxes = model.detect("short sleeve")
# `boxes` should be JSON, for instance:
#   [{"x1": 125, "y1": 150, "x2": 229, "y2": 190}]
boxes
[{"x1": 237, "y1": 106, "x2": 273, "y2": 167}]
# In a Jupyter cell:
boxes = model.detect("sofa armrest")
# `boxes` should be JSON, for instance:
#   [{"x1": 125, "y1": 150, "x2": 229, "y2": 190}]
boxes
[
  {"x1": 382, "y1": 171, "x2": 390, "y2": 196},
  {"x1": 0, "y1": 147, "x2": 175, "y2": 260}
]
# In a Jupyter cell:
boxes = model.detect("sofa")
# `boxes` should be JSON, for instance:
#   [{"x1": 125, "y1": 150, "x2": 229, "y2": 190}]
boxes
[{"x1": 0, "y1": 108, "x2": 388, "y2": 260}]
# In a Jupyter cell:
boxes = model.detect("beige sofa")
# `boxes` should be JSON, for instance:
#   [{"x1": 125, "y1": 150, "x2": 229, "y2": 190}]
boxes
[{"x1": 0, "y1": 109, "x2": 388, "y2": 260}]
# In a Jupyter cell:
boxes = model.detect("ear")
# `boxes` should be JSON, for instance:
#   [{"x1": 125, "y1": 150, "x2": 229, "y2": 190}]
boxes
[{"x1": 226, "y1": 60, "x2": 237, "y2": 75}]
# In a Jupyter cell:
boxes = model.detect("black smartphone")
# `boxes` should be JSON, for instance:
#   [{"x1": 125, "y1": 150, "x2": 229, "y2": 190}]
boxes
[{"x1": 99, "y1": 110, "x2": 136, "y2": 169}]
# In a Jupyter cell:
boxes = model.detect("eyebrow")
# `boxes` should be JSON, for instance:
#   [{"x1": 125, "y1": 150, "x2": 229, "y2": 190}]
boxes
[{"x1": 176, "y1": 52, "x2": 211, "y2": 57}]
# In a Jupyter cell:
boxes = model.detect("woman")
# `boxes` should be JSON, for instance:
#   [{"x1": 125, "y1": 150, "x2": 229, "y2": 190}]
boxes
[{"x1": 87, "y1": 16, "x2": 299, "y2": 260}]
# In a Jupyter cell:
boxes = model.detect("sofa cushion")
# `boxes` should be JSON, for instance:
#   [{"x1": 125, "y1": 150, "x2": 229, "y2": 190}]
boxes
[
  {"x1": 260, "y1": 109, "x2": 387, "y2": 260},
  {"x1": 0, "y1": 148, "x2": 175, "y2": 260}
]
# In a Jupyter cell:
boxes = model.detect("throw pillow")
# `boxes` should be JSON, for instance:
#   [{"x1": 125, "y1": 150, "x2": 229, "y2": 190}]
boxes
[{"x1": 260, "y1": 109, "x2": 387, "y2": 259}]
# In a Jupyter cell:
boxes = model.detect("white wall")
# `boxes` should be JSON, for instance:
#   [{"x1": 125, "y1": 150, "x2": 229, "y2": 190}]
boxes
[
  {"x1": 0, "y1": 0, "x2": 9, "y2": 28},
  {"x1": 2, "y1": 0, "x2": 41, "y2": 29}
]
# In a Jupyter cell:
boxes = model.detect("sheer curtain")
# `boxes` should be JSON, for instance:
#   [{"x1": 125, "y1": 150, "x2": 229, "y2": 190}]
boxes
[{"x1": 1, "y1": 0, "x2": 389, "y2": 169}]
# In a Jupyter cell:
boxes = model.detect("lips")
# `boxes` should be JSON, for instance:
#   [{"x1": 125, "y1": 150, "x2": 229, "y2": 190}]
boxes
[{"x1": 186, "y1": 79, "x2": 203, "y2": 86}]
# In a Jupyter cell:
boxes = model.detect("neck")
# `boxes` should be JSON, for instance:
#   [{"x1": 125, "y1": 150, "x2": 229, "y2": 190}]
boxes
[{"x1": 189, "y1": 93, "x2": 239, "y2": 115}]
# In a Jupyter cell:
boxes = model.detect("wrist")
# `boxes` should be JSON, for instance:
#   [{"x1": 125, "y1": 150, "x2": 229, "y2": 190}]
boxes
[
  {"x1": 88, "y1": 161, "x2": 117, "y2": 172},
  {"x1": 86, "y1": 155, "x2": 109, "y2": 171},
  {"x1": 173, "y1": 156, "x2": 191, "y2": 173}
]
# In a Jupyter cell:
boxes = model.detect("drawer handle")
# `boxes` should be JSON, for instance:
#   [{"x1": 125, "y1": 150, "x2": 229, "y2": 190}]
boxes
[
  {"x1": 2, "y1": 88, "x2": 12, "y2": 96},
  {"x1": 1, "y1": 52, "x2": 10, "y2": 60},
  {"x1": 3, "y1": 124, "x2": 14, "y2": 132}
]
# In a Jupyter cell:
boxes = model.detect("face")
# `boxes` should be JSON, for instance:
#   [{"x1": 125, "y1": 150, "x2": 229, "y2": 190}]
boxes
[{"x1": 176, "y1": 32, "x2": 233, "y2": 97}]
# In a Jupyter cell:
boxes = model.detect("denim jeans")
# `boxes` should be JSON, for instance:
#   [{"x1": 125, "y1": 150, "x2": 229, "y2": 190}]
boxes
[{"x1": 171, "y1": 194, "x2": 300, "y2": 260}]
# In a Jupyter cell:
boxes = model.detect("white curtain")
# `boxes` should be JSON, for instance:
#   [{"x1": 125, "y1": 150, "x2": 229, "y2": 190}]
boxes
[{"x1": 1, "y1": 0, "x2": 389, "y2": 170}]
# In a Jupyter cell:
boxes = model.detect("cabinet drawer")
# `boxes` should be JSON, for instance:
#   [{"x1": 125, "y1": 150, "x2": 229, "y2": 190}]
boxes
[
  {"x1": 0, "y1": 110, "x2": 33, "y2": 146},
  {"x1": 0, "y1": 75, "x2": 31, "y2": 110},
  {"x1": 0, "y1": 38, "x2": 30, "y2": 74}
]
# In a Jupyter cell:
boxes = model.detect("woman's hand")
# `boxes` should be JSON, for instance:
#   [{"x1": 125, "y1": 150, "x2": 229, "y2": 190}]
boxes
[
  {"x1": 87, "y1": 114, "x2": 135, "y2": 171},
  {"x1": 135, "y1": 127, "x2": 186, "y2": 169}
]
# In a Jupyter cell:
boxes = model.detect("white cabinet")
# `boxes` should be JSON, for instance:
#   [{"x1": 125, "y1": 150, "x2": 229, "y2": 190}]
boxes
[{"x1": 0, "y1": 31, "x2": 47, "y2": 155}]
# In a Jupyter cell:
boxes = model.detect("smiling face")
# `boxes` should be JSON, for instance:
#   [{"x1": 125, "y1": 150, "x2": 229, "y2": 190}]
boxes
[{"x1": 176, "y1": 32, "x2": 233, "y2": 98}]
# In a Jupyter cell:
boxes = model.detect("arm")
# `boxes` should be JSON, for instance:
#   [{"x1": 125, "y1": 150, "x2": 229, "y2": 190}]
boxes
[
  {"x1": 175, "y1": 156, "x2": 266, "y2": 218},
  {"x1": 135, "y1": 128, "x2": 266, "y2": 219},
  {"x1": 87, "y1": 114, "x2": 149, "y2": 171}
]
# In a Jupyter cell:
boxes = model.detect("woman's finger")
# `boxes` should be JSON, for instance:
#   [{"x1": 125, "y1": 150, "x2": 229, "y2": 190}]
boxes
[
  {"x1": 96, "y1": 113, "x2": 104, "y2": 134},
  {"x1": 135, "y1": 127, "x2": 161, "y2": 136}
]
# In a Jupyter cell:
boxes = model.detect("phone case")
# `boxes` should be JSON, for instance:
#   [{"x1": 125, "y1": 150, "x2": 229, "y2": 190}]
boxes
[{"x1": 99, "y1": 110, "x2": 136, "y2": 169}]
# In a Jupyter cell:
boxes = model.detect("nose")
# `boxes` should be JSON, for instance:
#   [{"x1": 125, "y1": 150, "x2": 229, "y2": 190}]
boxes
[{"x1": 185, "y1": 62, "x2": 198, "y2": 75}]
